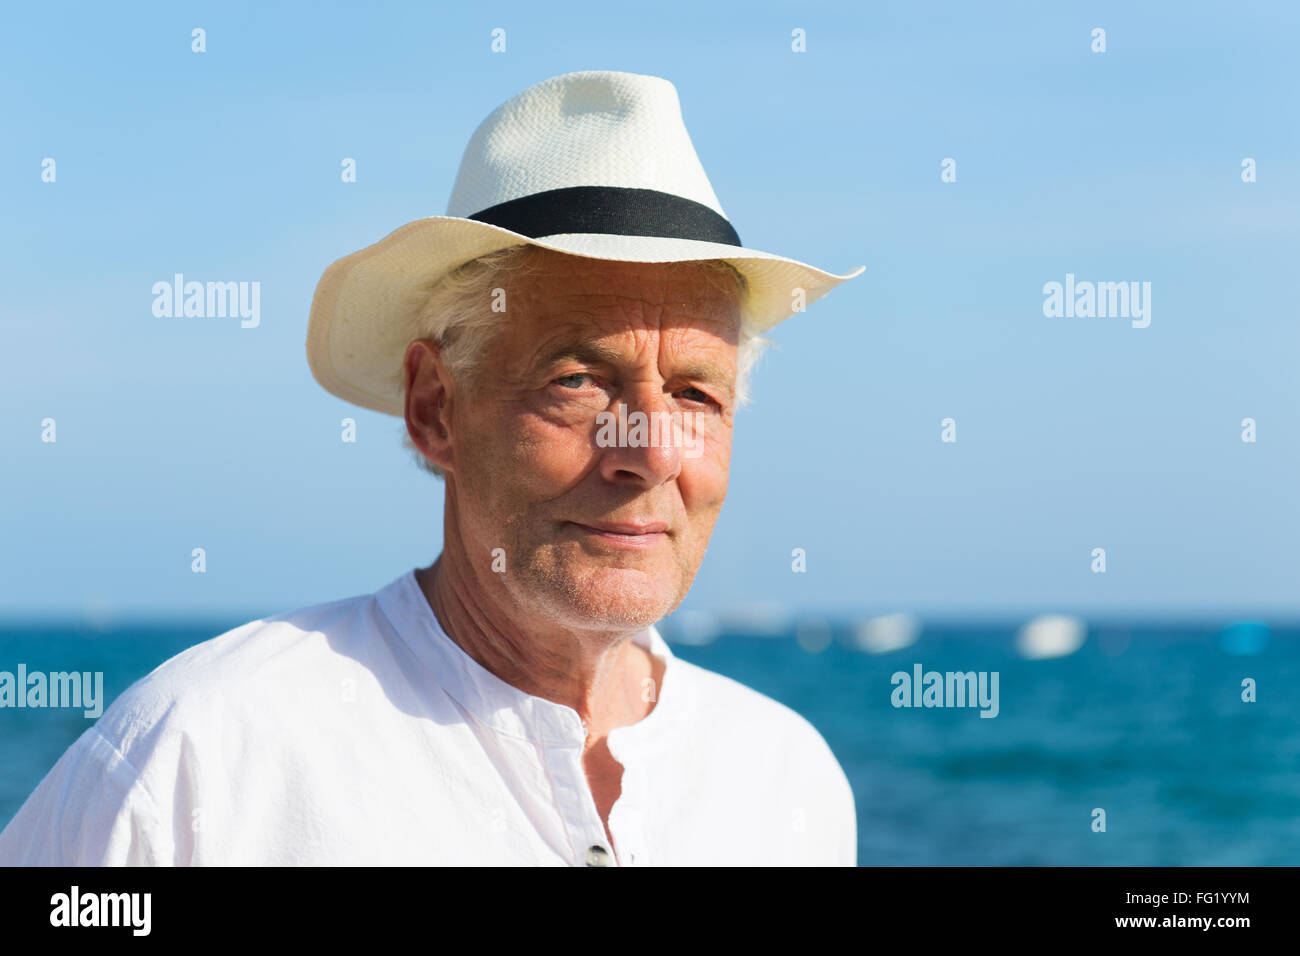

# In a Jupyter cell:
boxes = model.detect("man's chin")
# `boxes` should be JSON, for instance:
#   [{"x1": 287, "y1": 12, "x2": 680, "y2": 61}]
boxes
[{"x1": 536, "y1": 564, "x2": 679, "y2": 631}]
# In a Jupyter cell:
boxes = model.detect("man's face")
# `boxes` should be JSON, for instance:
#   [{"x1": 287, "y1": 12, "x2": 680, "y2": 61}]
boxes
[{"x1": 431, "y1": 252, "x2": 740, "y2": 632}]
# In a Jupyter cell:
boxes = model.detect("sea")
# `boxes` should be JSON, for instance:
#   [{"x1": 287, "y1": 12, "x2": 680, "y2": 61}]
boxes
[{"x1": 1, "y1": 617, "x2": 1296, "y2": 865}]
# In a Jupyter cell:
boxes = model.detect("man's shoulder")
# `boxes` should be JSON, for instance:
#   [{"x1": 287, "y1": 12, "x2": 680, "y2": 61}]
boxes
[
  {"x1": 667, "y1": 653, "x2": 844, "y2": 771},
  {"x1": 0, "y1": 579, "x2": 412, "y2": 865},
  {"x1": 95, "y1": 581, "x2": 400, "y2": 757},
  {"x1": 662, "y1": 652, "x2": 858, "y2": 863}
]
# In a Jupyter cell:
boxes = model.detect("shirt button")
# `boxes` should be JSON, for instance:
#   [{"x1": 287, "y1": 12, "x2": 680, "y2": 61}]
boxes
[{"x1": 585, "y1": 845, "x2": 611, "y2": 867}]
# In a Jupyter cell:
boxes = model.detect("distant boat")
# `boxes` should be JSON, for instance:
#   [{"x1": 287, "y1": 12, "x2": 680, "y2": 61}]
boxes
[
  {"x1": 852, "y1": 613, "x2": 921, "y2": 655},
  {"x1": 1016, "y1": 615, "x2": 1086, "y2": 660},
  {"x1": 716, "y1": 604, "x2": 791, "y2": 639},
  {"x1": 795, "y1": 617, "x2": 834, "y2": 653}
]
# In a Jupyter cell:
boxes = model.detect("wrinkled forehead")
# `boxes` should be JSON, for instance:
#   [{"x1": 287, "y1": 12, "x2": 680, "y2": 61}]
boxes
[{"x1": 503, "y1": 256, "x2": 743, "y2": 363}]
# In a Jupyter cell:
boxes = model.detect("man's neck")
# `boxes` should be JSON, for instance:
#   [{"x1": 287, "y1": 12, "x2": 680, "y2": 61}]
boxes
[{"x1": 414, "y1": 553, "x2": 661, "y2": 741}]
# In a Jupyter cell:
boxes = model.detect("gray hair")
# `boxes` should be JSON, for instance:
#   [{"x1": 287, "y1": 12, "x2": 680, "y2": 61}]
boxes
[{"x1": 400, "y1": 244, "x2": 769, "y2": 479}]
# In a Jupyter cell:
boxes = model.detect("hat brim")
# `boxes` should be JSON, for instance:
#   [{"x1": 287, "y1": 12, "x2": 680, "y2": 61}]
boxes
[{"x1": 306, "y1": 216, "x2": 865, "y2": 416}]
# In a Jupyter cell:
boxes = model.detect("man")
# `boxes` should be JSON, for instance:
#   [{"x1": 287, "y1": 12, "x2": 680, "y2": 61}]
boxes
[{"x1": 0, "y1": 70, "x2": 863, "y2": 865}]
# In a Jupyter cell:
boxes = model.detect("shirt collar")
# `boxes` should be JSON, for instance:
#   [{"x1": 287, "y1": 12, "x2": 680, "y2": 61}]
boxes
[{"x1": 377, "y1": 569, "x2": 680, "y2": 748}]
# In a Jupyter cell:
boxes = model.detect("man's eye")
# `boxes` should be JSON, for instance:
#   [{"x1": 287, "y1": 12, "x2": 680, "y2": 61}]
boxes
[
  {"x1": 679, "y1": 386, "x2": 715, "y2": 405},
  {"x1": 555, "y1": 373, "x2": 590, "y2": 389}
]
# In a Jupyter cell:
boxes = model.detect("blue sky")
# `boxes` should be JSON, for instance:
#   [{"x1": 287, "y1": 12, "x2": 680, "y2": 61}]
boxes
[{"x1": 2, "y1": 0, "x2": 1296, "y2": 622}]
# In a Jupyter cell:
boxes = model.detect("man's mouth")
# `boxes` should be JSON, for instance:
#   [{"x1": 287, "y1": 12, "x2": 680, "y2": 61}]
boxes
[{"x1": 566, "y1": 520, "x2": 669, "y2": 548}]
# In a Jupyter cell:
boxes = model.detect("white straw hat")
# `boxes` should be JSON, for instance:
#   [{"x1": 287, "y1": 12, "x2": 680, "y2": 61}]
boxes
[{"x1": 306, "y1": 69, "x2": 865, "y2": 416}]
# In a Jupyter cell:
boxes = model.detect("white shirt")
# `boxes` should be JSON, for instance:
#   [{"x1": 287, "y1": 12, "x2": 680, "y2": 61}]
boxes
[{"x1": 0, "y1": 570, "x2": 856, "y2": 866}]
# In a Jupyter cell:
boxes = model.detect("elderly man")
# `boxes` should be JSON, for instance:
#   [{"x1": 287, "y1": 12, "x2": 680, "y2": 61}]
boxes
[{"x1": 0, "y1": 70, "x2": 862, "y2": 866}]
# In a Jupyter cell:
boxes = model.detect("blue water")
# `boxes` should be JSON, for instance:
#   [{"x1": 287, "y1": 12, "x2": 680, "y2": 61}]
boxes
[{"x1": 2, "y1": 620, "x2": 1296, "y2": 865}]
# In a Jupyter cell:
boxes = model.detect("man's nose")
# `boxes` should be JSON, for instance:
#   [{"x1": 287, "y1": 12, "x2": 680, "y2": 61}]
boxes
[{"x1": 595, "y1": 389, "x2": 684, "y2": 487}]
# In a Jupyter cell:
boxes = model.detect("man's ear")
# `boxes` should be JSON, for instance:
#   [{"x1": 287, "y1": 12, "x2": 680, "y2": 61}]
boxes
[{"x1": 404, "y1": 339, "x2": 456, "y2": 474}]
